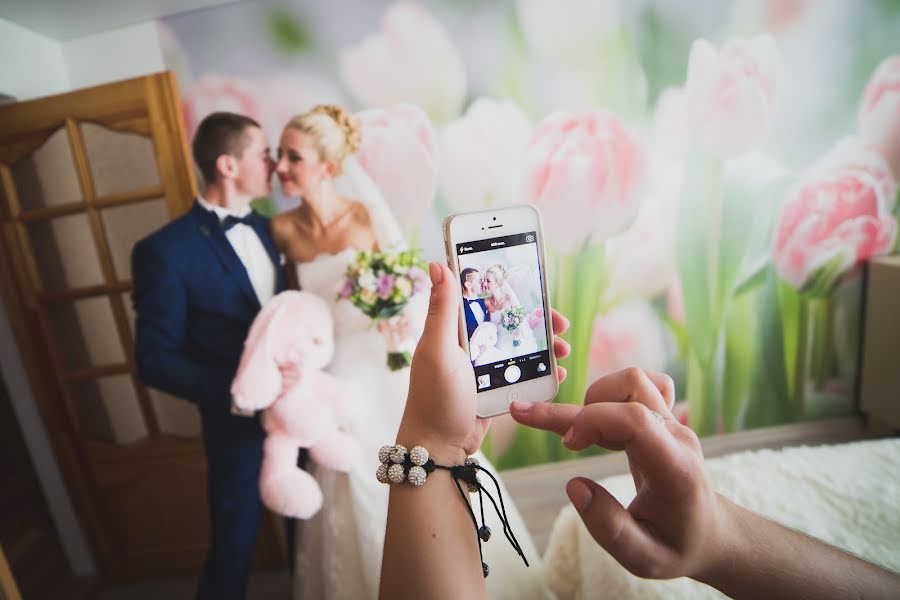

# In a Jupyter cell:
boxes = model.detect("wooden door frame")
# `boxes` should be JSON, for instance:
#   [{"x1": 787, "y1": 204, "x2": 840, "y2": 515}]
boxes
[
  {"x1": 0, "y1": 72, "x2": 286, "y2": 579},
  {"x1": 0, "y1": 72, "x2": 198, "y2": 576}
]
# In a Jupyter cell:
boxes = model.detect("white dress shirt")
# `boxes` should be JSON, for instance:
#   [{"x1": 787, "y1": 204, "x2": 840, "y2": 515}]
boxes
[
  {"x1": 197, "y1": 197, "x2": 276, "y2": 306},
  {"x1": 466, "y1": 295, "x2": 485, "y2": 324}
]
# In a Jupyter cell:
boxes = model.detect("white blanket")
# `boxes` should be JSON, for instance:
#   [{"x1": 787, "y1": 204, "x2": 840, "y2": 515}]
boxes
[{"x1": 542, "y1": 438, "x2": 900, "y2": 599}]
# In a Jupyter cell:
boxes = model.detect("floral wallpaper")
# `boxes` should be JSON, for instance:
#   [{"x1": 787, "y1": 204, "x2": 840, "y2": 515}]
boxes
[{"x1": 161, "y1": 0, "x2": 900, "y2": 468}]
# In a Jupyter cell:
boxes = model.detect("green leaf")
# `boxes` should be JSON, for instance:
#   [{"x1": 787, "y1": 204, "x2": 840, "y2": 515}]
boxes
[
  {"x1": 268, "y1": 8, "x2": 311, "y2": 54},
  {"x1": 675, "y1": 148, "x2": 723, "y2": 366},
  {"x1": 743, "y1": 272, "x2": 793, "y2": 428},
  {"x1": 250, "y1": 196, "x2": 276, "y2": 217},
  {"x1": 722, "y1": 291, "x2": 756, "y2": 431},
  {"x1": 733, "y1": 261, "x2": 770, "y2": 297}
]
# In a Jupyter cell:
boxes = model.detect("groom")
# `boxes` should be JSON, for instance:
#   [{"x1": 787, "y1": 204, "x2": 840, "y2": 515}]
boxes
[
  {"x1": 132, "y1": 112, "x2": 285, "y2": 600},
  {"x1": 461, "y1": 267, "x2": 488, "y2": 341}
]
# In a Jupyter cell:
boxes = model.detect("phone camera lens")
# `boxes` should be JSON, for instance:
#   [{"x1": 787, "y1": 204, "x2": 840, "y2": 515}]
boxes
[{"x1": 493, "y1": 217, "x2": 497, "y2": 221}]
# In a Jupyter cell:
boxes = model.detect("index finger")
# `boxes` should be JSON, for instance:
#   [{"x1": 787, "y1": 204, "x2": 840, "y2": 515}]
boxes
[{"x1": 565, "y1": 402, "x2": 692, "y2": 483}]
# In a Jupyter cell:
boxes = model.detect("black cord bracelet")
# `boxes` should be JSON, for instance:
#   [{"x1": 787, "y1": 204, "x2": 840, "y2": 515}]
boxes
[{"x1": 377, "y1": 444, "x2": 530, "y2": 578}]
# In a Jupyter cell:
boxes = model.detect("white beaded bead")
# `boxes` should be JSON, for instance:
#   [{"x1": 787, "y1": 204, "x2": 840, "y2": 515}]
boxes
[
  {"x1": 378, "y1": 445, "x2": 393, "y2": 464},
  {"x1": 376, "y1": 463, "x2": 389, "y2": 484},
  {"x1": 408, "y1": 465, "x2": 427, "y2": 486},
  {"x1": 387, "y1": 463, "x2": 406, "y2": 484},
  {"x1": 409, "y1": 446, "x2": 429, "y2": 466},
  {"x1": 390, "y1": 444, "x2": 408, "y2": 464}
]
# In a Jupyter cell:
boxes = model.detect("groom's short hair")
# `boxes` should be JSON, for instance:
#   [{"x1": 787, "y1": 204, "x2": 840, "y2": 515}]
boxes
[
  {"x1": 460, "y1": 267, "x2": 479, "y2": 289},
  {"x1": 192, "y1": 112, "x2": 262, "y2": 183}
]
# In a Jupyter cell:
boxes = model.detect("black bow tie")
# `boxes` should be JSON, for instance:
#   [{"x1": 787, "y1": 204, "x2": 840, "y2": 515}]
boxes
[
  {"x1": 467, "y1": 298, "x2": 480, "y2": 304},
  {"x1": 221, "y1": 214, "x2": 255, "y2": 231}
]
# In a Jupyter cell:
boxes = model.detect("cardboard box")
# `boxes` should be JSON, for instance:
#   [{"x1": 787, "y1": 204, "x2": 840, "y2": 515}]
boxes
[{"x1": 859, "y1": 255, "x2": 900, "y2": 430}]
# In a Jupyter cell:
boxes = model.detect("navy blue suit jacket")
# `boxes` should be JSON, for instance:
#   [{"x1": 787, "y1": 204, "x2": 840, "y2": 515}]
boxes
[
  {"x1": 464, "y1": 297, "x2": 488, "y2": 341},
  {"x1": 132, "y1": 201, "x2": 286, "y2": 416}
]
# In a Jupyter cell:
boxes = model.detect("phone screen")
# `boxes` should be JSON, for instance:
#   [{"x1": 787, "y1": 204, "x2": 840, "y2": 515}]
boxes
[{"x1": 456, "y1": 231, "x2": 552, "y2": 393}]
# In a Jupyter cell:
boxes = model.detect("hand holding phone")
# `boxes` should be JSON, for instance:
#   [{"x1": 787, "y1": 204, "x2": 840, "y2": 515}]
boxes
[{"x1": 444, "y1": 205, "x2": 559, "y2": 417}]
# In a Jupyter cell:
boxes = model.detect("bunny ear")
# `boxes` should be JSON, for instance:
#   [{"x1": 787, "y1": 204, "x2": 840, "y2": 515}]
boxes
[{"x1": 232, "y1": 293, "x2": 290, "y2": 410}]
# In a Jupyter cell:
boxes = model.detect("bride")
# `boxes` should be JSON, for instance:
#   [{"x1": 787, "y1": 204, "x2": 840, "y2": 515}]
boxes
[
  {"x1": 484, "y1": 264, "x2": 538, "y2": 356},
  {"x1": 270, "y1": 105, "x2": 545, "y2": 600}
]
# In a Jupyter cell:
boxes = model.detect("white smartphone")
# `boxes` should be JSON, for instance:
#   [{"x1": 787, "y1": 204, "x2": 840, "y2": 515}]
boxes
[{"x1": 443, "y1": 204, "x2": 559, "y2": 417}]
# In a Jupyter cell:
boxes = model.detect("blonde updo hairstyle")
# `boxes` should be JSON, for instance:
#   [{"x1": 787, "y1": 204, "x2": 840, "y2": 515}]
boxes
[
  {"x1": 486, "y1": 264, "x2": 508, "y2": 288},
  {"x1": 286, "y1": 104, "x2": 361, "y2": 175}
]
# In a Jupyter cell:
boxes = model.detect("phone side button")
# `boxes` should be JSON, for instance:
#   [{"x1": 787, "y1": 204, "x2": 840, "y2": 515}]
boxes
[{"x1": 507, "y1": 390, "x2": 522, "y2": 404}]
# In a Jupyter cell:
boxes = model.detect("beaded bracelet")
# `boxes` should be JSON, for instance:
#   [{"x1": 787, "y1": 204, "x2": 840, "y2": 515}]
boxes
[{"x1": 376, "y1": 444, "x2": 529, "y2": 578}]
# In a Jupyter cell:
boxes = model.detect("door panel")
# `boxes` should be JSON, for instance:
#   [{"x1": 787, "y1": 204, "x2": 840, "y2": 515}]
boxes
[{"x1": 0, "y1": 72, "x2": 284, "y2": 579}]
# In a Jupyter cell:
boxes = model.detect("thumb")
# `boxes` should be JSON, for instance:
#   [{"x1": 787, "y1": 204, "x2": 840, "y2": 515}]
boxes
[
  {"x1": 420, "y1": 262, "x2": 460, "y2": 349},
  {"x1": 566, "y1": 478, "x2": 663, "y2": 577}
]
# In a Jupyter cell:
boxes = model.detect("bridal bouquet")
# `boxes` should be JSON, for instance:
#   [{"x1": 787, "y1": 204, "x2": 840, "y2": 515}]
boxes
[
  {"x1": 500, "y1": 306, "x2": 528, "y2": 347},
  {"x1": 339, "y1": 248, "x2": 429, "y2": 370}
]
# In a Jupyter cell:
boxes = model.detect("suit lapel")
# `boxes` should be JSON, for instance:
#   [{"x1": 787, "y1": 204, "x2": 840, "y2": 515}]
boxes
[{"x1": 192, "y1": 203, "x2": 261, "y2": 310}]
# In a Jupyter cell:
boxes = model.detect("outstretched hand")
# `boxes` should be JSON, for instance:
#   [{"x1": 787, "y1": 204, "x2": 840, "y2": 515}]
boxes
[
  {"x1": 398, "y1": 262, "x2": 570, "y2": 462},
  {"x1": 510, "y1": 368, "x2": 725, "y2": 580}
]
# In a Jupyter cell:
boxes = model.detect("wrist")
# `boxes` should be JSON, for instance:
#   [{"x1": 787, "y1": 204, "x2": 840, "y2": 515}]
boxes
[
  {"x1": 692, "y1": 493, "x2": 746, "y2": 588},
  {"x1": 395, "y1": 424, "x2": 468, "y2": 466}
]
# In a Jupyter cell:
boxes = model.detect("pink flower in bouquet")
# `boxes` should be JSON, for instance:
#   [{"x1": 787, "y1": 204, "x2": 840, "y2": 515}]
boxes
[
  {"x1": 521, "y1": 109, "x2": 647, "y2": 253},
  {"x1": 685, "y1": 34, "x2": 782, "y2": 159},
  {"x1": 440, "y1": 98, "x2": 532, "y2": 212},
  {"x1": 407, "y1": 266, "x2": 430, "y2": 294},
  {"x1": 858, "y1": 56, "x2": 900, "y2": 179},
  {"x1": 181, "y1": 75, "x2": 261, "y2": 139},
  {"x1": 376, "y1": 274, "x2": 395, "y2": 300},
  {"x1": 338, "y1": 2, "x2": 466, "y2": 122},
  {"x1": 774, "y1": 137, "x2": 898, "y2": 294},
  {"x1": 667, "y1": 276, "x2": 686, "y2": 326},
  {"x1": 355, "y1": 104, "x2": 438, "y2": 234},
  {"x1": 588, "y1": 301, "x2": 668, "y2": 382}
]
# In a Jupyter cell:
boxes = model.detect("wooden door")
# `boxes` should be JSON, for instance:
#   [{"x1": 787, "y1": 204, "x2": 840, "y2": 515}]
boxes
[{"x1": 0, "y1": 72, "x2": 284, "y2": 579}]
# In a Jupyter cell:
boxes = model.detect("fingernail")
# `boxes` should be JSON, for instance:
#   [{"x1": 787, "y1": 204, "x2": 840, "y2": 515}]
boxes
[
  {"x1": 567, "y1": 478, "x2": 593, "y2": 512},
  {"x1": 562, "y1": 426, "x2": 574, "y2": 445},
  {"x1": 428, "y1": 262, "x2": 443, "y2": 286},
  {"x1": 510, "y1": 400, "x2": 530, "y2": 412}
]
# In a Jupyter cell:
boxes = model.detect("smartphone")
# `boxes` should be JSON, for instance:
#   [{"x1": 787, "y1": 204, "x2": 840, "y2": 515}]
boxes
[{"x1": 443, "y1": 204, "x2": 559, "y2": 417}]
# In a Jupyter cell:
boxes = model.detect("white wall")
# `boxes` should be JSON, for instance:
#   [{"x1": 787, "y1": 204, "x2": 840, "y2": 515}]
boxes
[
  {"x1": 63, "y1": 21, "x2": 166, "y2": 89},
  {"x1": 0, "y1": 18, "x2": 69, "y2": 100}
]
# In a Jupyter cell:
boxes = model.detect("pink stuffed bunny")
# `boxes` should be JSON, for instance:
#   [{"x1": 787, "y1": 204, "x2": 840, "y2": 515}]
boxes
[
  {"x1": 231, "y1": 290, "x2": 359, "y2": 519},
  {"x1": 469, "y1": 322, "x2": 504, "y2": 366}
]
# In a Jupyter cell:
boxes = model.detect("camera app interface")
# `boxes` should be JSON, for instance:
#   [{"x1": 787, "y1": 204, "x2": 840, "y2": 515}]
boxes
[{"x1": 456, "y1": 232, "x2": 551, "y2": 392}]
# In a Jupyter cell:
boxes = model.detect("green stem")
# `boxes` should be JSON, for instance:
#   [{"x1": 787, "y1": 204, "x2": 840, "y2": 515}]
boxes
[
  {"x1": 792, "y1": 298, "x2": 810, "y2": 419},
  {"x1": 687, "y1": 350, "x2": 718, "y2": 436},
  {"x1": 810, "y1": 297, "x2": 834, "y2": 391}
]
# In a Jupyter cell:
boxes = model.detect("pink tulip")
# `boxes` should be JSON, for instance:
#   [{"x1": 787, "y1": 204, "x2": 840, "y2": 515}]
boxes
[
  {"x1": 667, "y1": 276, "x2": 686, "y2": 326},
  {"x1": 605, "y1": 165, "x2": 681, "y2": 299},
  {"x1": 521, "y1": 109, "x2": 647, "y2": 253},
  {"x1": 440, "y1": 98, "x2": 532, "y2": 212},
  {"x1": 774, "y1": 137, "x2": 898, "y2": 294},
  {"x1": 181, "y1": 74, "x2": 262, "y2": 140},
  {"x1": 355, "y1": 104, "x2": 438, "y2": 234},
  {"x1": 338, "y1": 2, "x2": 466, "y2": 122},
  {"x1": 858, "y1": 56, "x2": 900, "y2": 179},
  {"x1": 652, "y1": 86, "x2": 691, "y2": 163},
  {"x1": 588, "y1": 301, "x2": 668, "y2": 382},
  {"x1": 685, "y1": 34, "x2": 782, "y2": 159}
]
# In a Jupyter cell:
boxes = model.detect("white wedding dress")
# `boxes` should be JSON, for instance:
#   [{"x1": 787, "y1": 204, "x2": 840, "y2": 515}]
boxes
[{"x1": 293, "y1": 250, "x2": 547, "y2": 599}]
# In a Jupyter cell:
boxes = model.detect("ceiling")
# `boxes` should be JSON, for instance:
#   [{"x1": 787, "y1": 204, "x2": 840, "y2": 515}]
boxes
[{"x1": 0, "y1": 0, "x2": 238, "y2": 41}]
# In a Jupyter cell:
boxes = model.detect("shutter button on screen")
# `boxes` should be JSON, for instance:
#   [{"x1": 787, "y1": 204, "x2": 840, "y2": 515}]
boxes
[{"x1": 504, "y1": 365, "x2": 521, "y2": 383}]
